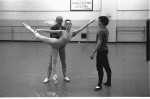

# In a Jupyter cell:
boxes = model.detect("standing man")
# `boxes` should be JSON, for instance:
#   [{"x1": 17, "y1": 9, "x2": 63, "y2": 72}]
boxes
[
  {"x1": 44, "y1": 16, "x2": 70, "y2": 83},
  {"x1": 90, "y1": 16, "x2": 112, "y2": 91}
]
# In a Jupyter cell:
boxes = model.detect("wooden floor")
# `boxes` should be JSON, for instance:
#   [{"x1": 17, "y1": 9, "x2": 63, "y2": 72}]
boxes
[{"x1": 0, "y1": 42, "x2": 149, "y2": 97}]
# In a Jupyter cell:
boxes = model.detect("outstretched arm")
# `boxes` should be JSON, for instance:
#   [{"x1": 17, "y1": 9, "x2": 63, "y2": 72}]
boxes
[
  {"x1": 23, "y1": 23, "x2": 39, "y2": 35},
  {"x1": 23, "y1": 23, "x2": 57, "y2": 45},
  {"x1": 36, "y1": 29, "x2": 62, "y2": 34},
  {"x1": 72, "y1": 19, "x2": 95, "y2": 37}
]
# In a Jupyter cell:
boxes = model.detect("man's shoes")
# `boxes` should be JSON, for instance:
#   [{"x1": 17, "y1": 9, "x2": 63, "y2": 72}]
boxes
[
  {"x1": 104, "y1": 82, "x2": 111, "y2": 86},
  {"x1": 64, "y1": 76, "x2": 70, "y2": 82},
  {"x1": 94, "y1": 86, "x2": 102, "y2": 91},
  {"x1": 44, "y1": 77, "x2": 49, "y2": 83}
]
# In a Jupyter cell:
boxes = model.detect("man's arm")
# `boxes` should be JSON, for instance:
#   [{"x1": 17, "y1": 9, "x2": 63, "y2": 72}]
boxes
[
  {"x1": 72, "y1": 19, "x2": 95, "y2": 37},
  {"x1": 90, "y1": 31, "x2": 103, "y2": 60},
  {"x1": 92, "y1": 37, "x2": 102, "y2": 55}
]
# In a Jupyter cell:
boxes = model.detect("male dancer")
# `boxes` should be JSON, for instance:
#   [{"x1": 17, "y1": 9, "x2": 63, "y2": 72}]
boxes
[{"x1": 90, "y1": 16, "x2": 112, "y2": 91}]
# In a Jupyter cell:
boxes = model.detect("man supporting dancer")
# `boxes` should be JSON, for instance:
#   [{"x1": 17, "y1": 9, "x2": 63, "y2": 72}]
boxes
[
  {"x1": 23, "y1": 19, "x2": 95, "y2": 84},
  {"x1": 90, "y1": 16, "x2": 112, "y2": 91},
  {"x1": 43, "y1": 16, "x2": 70, "y2": 83}
]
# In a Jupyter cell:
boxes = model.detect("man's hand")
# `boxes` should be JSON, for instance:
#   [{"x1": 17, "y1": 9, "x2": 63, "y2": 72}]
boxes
[{"x1": 90, "y1": 54, "x2": 95, "y2": 60}]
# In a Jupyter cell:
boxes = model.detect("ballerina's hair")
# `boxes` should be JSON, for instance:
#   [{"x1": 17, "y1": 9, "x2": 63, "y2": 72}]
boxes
[{"x1": 65, "y1": 19, "x2": 72, "y2": 24}]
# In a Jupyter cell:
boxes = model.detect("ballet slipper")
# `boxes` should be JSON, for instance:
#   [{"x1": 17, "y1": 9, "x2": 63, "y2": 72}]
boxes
[{"x1": 52, "y1": 75, "x2": 57, "y2": 85}]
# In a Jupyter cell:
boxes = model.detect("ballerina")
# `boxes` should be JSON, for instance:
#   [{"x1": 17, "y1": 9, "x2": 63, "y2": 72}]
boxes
[{"x1": 23, "y1": 19, "x2": 95, "y2": 84}]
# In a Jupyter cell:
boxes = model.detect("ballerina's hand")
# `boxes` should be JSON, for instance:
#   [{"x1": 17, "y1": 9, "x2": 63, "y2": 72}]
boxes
[
  {"x1": 90, "y1": 19, "x2": 96, "y2": 23},
  {"x1": 23, "y1": 23, "x2": 31, "y2": 30}
]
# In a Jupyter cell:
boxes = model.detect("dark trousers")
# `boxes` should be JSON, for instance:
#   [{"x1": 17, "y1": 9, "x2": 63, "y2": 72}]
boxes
[{"x1": 96, "y1": 50, "x2": 111, "y2": 86}]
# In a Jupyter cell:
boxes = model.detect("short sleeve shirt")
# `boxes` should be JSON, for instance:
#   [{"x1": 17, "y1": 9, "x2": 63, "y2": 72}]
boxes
[{"x1": 97, "y1": 27, "x2": 109, "y2": 51}]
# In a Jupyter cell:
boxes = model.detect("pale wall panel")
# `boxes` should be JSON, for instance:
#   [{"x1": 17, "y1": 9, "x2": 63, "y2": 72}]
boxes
[
  {"x1": 117, "y1": 0, "x2": 149, "y2": 10},
  {"x1": 117, "y1": 33, "x2": 145, "y2": 42},
  {"x1": 117, "y1": 20, "x2": 146, "y2": 27},
  {"x1": 117, "y1": 11, "x2": 149, "y2": 20},
  {"x1": 93, "y1": 0, "x2": 102, "y2": 11}
]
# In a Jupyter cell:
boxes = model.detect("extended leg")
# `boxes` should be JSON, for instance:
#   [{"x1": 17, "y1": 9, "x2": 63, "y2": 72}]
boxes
[{"x1": 23, "y1": 23, "x2": 57, "y2": 45}]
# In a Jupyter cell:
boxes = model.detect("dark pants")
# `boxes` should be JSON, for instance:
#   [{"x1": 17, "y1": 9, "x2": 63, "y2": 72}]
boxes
[{"x1": 96, "y1": 50, "x2": 111, "y2": 86}]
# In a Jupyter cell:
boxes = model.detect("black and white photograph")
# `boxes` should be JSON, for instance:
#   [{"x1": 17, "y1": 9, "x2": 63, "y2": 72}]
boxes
[{"x1": 0, "y1": 0, "x2": 149, "y2": 97}]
